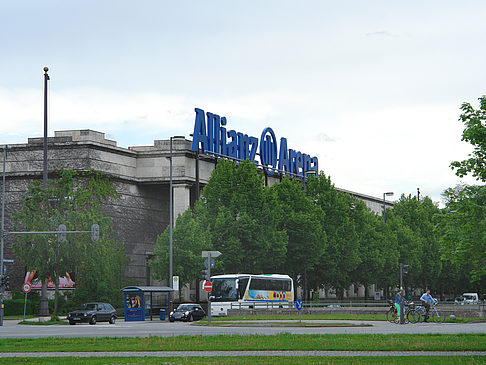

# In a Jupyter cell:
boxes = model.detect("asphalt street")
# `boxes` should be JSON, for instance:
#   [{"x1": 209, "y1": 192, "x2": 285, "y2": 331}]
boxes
[{"x1": 0, "y1": 319, "x2": 485, "y2": 338}]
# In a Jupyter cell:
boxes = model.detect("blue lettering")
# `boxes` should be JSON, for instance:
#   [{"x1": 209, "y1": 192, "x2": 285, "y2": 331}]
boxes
[
  {"x1": 191, "y1": 108, "x2": 208, "y2": 153},
  {"x1": 237, "y1": 132, "x2": 250, "y2": 160},
  {"x1": 220, "y1": 117, "x2": 227, "y2": 155},
  {"x1": 278, "y1": 138, "x2": 290, "y2": 173},
  {"x1": 295, "y1": 151, "x2": 303, "y2": 176},
  {"x1": 259, "y1": 127, "x2": 277, "y2": 175},
  {"x1": 191, "y1": 108, "x2": 319, "y2": 178},
  {"x1": 249, "y1": 136, "x2": 258, "y2": 163},
  {"x1": 288, "y1": 149, "x2": 297, "y2": 174},
  {"x1": 310, "y1": 156, "x2": 319, "y2": 174},
  {"x1": 227, "y1": 130, "x2": 237, "y2": 158}
]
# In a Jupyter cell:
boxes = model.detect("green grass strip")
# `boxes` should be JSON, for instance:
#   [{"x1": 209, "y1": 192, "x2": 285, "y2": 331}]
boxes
[
  {"x1": 194, "y1": 321, "x2": 372, "y2": 327},
  {"x1": 0, "y1": 356, "x2": 485, "y2": 365},
  {"x1": 0, "y1": 334, "x2": 484, "y2": 353},
  {"x1": 209, "y1": 313, "x2": 480, "y2": 323}
]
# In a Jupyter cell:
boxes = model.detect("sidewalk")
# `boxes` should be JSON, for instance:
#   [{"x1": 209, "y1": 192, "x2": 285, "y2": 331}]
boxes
[{"x1": 0, "y1": 350, "x2": 485, "y2": 358}]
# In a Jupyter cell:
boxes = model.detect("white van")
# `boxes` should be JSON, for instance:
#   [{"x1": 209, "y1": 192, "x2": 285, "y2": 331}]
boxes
[{"x1": 462, "y1": 293, "x2": 479, "y2": 304}]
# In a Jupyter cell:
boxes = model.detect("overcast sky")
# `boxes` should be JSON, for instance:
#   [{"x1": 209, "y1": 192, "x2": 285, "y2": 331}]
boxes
[{"x1": 1, "y1": 1, "x2": 484, "y2": 206}]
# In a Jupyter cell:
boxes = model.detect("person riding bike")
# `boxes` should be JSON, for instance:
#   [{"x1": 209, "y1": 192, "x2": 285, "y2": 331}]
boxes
[
  {"x1": 395, "y1": 289, "x2": 405, "y2": 317},
  {"x1": 420, "y1": 289, "x2": 437, "y2": 322}
]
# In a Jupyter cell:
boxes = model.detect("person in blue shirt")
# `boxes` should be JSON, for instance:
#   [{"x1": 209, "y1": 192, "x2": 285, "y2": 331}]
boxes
[
  {"x1": 395, "y1": 289, "x2": 404, "y2": 316},
  {"x1": 420, "y1": 289, "x2": 437, "y2": 322}
]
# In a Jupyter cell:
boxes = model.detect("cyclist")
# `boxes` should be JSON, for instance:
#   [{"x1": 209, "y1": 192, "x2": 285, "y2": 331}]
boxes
[
  {"x1": 420, "y1": 289, "x2": 437, "y2": 322},
  {"x1": 395, "y1": 289, "x2": 405, "y2": 317}
]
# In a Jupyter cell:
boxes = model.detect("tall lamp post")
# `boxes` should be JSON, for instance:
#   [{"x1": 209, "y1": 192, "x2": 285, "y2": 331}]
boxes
[
  {"x1": 383, "y1": 192, "x2": 394, "y2": 222},
  {"x1": 40, "y1": 67, "x2": 50, "y2": 317},
  {"x1": 168, "y1": 136, "x2": 184, "y2": 313},
  {"x1": 302, "y1": 170, "x2": 316, "y2": 302},
  {"x1": 0, "y1": 145, "x2": 9, "y2": 326}
]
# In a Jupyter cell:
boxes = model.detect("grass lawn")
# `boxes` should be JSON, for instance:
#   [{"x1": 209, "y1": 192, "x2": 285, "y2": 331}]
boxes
[{"x1": 0, "y1": 334, "x2": 484, "y2": 353}]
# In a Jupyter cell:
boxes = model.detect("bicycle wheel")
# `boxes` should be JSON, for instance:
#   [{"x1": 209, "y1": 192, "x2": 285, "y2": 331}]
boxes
[
  {"x1": 386, "y1": 308, "x2": 397, "y2": 323},
  {"x1": 433, "y1": 310, "x2": 445, "y2": 323},
  {"x1": 407, "y1": 309, "x2": 420, "y2": 324},
  {"x1": 417, "y1": 308, "x2": 426, "y2": 322}
]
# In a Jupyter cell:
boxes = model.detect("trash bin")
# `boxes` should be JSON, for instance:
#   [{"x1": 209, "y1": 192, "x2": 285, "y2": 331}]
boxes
[{"x1": 160, "y1": 309, "x2": 166, "y2": 320}]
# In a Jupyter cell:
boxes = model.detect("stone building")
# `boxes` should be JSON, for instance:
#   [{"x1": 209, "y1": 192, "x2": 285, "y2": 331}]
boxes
[{"x1": 1, "y1": 129, "x2": 393, "y2": 300}]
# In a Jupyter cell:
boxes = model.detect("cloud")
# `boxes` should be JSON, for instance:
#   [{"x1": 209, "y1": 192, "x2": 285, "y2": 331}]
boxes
[
  {"x1": 316, "y1": 133, "x2": 336, "y2": 142},
  {"x1": 365, "y1": 31, "x2": 393, "y2": 37}
]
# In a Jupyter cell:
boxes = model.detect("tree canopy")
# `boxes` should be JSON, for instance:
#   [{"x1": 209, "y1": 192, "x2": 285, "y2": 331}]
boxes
[{"x1": 13, "y1": 169, "x2": 127, "y2": 314}]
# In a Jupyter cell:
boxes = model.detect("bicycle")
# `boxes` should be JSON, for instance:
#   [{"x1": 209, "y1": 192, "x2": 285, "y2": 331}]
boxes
[
  {"x1": 405, "y1": 302, "x2": 420, "y2": 324},
  {"x1": 386, "y1": 300, "x2": 398, "y2": 323},
  {"x1": 416, "y1": 302, "x2": 445, "y2": 323},
  {"x1": 386, "y1": 300, "x2": 414, "y2": 324}
]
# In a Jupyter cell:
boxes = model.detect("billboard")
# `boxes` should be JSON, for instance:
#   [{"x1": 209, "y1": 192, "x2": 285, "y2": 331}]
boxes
[{"x1": 24, "y1": 270, "x2": 75, "y2": 290}]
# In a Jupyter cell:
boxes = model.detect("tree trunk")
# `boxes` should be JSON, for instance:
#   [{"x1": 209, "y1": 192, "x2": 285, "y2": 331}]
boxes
[
  {"x1": 39, "y1": 280, "x2": 49, "y2": 316},
  {"x1": 53, "y1": 275, "x2": 59, "y2": 317}
]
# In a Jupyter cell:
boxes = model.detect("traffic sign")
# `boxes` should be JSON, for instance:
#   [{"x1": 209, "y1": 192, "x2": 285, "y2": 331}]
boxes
[
  {"x1": 203, "y1": 281, "x2": 213, "y2": 293},
  {"x1": 22, "y1": 282, "x2": 32, "y2": 293},
  {"x1": 201, "y1": 251, "x2": 221, "y2": 258},
  {"x1": 296, "y1": 299, "x2": 303, "y2": 311},
  {"x1": 204, "y1": 258, "x2": 215, "y2": 269}
]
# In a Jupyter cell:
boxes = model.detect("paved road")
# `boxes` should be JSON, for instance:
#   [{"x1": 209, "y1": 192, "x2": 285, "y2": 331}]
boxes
[{"x1": 0, "y1": 319, "x2": 485, "y2": 338}]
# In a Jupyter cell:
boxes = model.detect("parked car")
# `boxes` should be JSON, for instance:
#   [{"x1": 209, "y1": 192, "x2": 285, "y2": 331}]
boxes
[
  {"x1": 455, "y1": 296, "x2": 465, "y2": 305},
  {"x1": 67, "y1": 302, "x2": 117, "y2": 325},
  {"x1": 169, "y1": 303, "x2": 206, "y2": 322},
  {"x1": 462, "y1": 293, "x2": 479, "y2": 304}
]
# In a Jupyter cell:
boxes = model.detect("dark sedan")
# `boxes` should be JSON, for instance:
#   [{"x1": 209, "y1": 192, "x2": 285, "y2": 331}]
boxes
[
  {"x1": 169, "y1": 303, "x2": 206, "y2": 322},
  {"x1": 67, "y1": 302, "x2": 117, "y2": 325}
]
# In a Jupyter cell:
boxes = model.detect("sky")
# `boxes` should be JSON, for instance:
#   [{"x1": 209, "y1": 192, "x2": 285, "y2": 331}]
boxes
[{"x1": 1, "y1": 1, "x2": 484, "y2": 206}]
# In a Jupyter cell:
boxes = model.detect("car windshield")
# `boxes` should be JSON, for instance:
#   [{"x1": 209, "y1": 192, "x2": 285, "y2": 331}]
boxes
[
  {"x1": 176, "y1": 305, "x2": 193, "y2": 311},
  {"x1": 78, "y1": 303, "x2": 97, "y2": 311}
]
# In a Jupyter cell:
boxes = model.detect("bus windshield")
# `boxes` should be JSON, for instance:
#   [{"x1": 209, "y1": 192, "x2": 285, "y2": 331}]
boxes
[{"x1": 210, "y1": 278, "x2": 238, "y2": 302}]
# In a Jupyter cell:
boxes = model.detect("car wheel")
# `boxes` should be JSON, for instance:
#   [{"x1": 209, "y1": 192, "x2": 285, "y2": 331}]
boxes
[
  {"x1": 169, "y1": 318, "x2": 175, "y2": 322},
  {"x1": 69, "y1": 320, "x2": 76, "y2": 325},
  {"x1": 109, "y1": 315, "x2": 116, "y2": 324},
  {"x1": 89, "y1": 316, "x2": 97, "y2": 325}
]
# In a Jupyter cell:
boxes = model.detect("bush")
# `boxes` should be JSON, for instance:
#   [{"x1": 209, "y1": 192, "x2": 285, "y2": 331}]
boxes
[{"x1": 3, "y1": 298, "x2": 39, "y2": 316}]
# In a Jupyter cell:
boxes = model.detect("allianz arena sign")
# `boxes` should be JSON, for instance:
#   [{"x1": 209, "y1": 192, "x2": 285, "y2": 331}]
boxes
[{"x1": 191, "y1": 108, "x2": 318, "y2": 177}]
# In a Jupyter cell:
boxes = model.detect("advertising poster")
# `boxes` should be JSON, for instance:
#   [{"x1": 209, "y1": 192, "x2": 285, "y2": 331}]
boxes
[{"x1": 24, "y1": 270, "x2": 75, "y2": 290}]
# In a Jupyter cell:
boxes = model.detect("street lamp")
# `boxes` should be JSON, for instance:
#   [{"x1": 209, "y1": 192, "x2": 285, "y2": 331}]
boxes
[
  {"x1": 168, "y1": 136, "x2": 185, "y2": 291},
  {"x1": 303, "y1": 170, "x2": 317, "y2": 191},
  {"x1": 383, "y1": 192, "x2": 394, "y2": 222}
]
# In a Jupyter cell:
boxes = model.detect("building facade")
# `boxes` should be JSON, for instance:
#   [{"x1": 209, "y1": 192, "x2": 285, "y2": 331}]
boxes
[{"x1": 1, "y1": 129, "x2": 393, "y2": 300}]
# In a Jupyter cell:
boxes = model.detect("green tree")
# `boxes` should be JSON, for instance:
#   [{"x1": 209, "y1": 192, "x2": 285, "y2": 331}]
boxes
[
  {"x1": 350, "y1": 203, "x2": 394, "y2": 299},
  {"x1": 150, "y1": 206, "x2": 210, "y2": 291},
  {"x1": 440, "y1": 95, "x2": 486, "y2": 288},
  {"x1": 13, "y1": 169, "x2": 125, "y2": 314},
  {"x1": 306, "y1": 173, "x2": 361, "y2": 296},
  {"x1": 198, "y1": 160, "x2": 287, "y2": 274},
  {"x1": 271, "y1": 176, "x2": 326, "y2": 299},
  {"x1": 390, "y1": 195, "x2": 442, "y2": 290},
  {"x1": 450, "y1": 96, "x2": 486, "y2": 182},
  {"x1": 439, "y1": 184, "x2": 486, "y2": 285}
]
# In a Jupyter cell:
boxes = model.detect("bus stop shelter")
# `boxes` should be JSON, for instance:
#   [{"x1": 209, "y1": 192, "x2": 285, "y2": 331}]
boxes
[{"x1": 120, "y1": 286, "x2": 174, "y2": 321}]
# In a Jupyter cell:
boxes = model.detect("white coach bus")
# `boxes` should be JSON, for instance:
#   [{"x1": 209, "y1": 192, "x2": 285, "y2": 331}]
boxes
[{"x1": 209, "y1": 274, "x2": 294, "y2": 316}]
